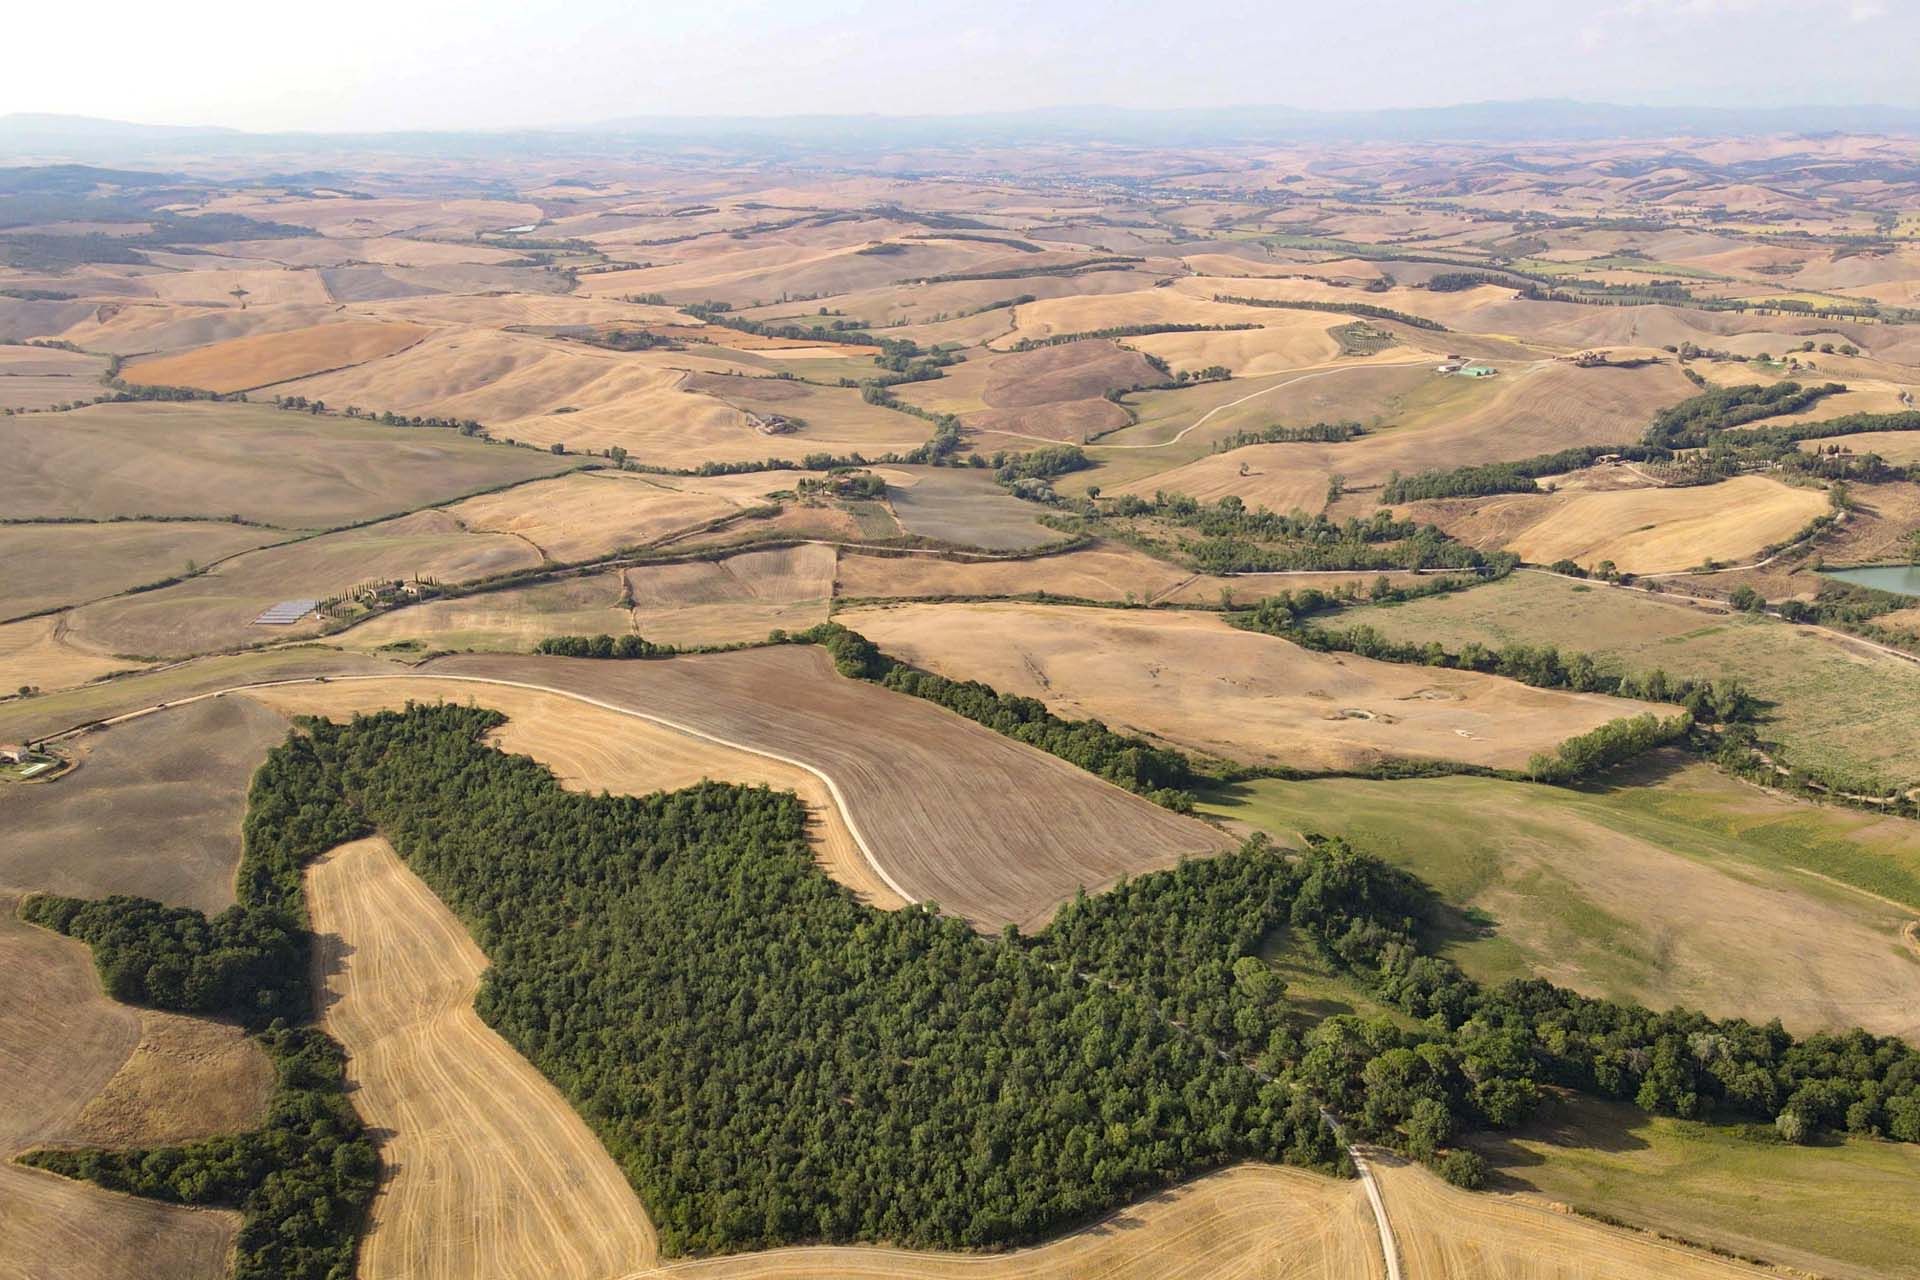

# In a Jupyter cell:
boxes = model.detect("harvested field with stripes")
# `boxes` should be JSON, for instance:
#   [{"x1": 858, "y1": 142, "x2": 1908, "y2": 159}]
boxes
[
  {"x1": 1369, "y1": 1156, "x2": 1771, "y2": 1280},
  {"x1": 307, "y1": 836, "x2": 660, "y2": 1280},
  {"x1": 424, "y1": 648, "x2": 1235, "y2": 929},
  {"x1": 622, "y1": 1165, "x2": 1385, "y2": 1279}
]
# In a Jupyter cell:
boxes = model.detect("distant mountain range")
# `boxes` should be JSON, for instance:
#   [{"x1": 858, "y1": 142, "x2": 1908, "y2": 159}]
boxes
[{"x1": 4, "y1": 100, "x2": 1920, "y2": 161}]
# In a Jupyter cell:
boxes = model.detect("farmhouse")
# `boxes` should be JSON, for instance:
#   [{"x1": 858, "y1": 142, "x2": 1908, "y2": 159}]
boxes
[{"x1": 0, "y1": 743, "x2": 26, "y2": 764}]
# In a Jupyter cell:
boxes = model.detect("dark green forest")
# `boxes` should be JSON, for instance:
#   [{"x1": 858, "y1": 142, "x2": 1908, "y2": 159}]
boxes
[{"x1": 23, "y1": 702, "x2": 1920, "y2": 1263}]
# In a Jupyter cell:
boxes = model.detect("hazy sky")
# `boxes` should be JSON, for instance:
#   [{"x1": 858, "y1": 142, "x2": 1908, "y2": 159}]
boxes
[{"x1": 8, "y1": 0, "x2": 1917, "y2": 132}]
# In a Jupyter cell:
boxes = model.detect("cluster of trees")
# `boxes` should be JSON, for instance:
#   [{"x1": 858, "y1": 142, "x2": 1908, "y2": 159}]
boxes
[
  {"x1": 579, "y1": 328, "x2": 679, "y2": 351},
  {"x1": 1643, "y1": 382, "x2": 1846, "y2": 450},
  {"x1": 535, "y1": 634, "x2": 675, "y2": 659},
  {"x1": 19, "y1": 894, "x2": 302, "y2": 1022},
  {"x1": 1379, "y1": 444, "x2": 1672, "y2": 504},
  {"x1": 994, "y1": 444, "x2": 1090, "y2": 484},
  {"x1": 1103, "y1": 493, "x2": 1495, "y2": 573},
  {"x1": 1211, "y1": 294, "x2": 1447, "y2": 331},
  {"x1": 1211, "y1": 420, "x2": 1364, "y2": 451},
  {"x1": 880, "y1": 666, "x2": 1198, "y2": 807},
  {"x1": 681, "y1": 301, "x2": 880, "y2": 347},
  {"x1": 1425, "y1": 272, "x2": 1512, "y2": 292},
  {"x1": 1524, "y1": 712, "x2": 1694, "y2": 782},
  {"x1": 1007, "y1": 322, "x2": 1259, "y2": 352}
]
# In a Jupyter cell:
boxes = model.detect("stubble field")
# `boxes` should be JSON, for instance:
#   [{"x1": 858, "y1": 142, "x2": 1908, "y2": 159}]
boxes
[{"x1": 838, "y1": 603, "x2": 1673, "y2": 773}]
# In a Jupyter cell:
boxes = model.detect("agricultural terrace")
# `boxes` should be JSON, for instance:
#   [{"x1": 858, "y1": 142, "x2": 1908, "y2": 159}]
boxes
[
  {"x1": 1334, "y1": 572, "x2": 1920, "y2": 790},
  {"x1": 839, "y1": 602, "x2": 1675, "y2": 773}
]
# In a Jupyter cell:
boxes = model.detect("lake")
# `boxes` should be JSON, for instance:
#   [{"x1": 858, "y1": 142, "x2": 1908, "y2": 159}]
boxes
[{"x1": 1821, "y1": 565, "x2": 1920, "y2": 598}]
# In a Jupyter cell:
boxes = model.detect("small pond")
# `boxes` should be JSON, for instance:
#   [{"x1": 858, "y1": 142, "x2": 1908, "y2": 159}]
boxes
[{"x1": 1820, "y1": 565, "x2": 1920, "y2": 599}]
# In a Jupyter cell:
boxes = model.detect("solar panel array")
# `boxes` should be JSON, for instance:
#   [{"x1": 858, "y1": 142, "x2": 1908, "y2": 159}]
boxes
[{"x1": 252, "y1": 599, "x2": 320, "y2": 625}]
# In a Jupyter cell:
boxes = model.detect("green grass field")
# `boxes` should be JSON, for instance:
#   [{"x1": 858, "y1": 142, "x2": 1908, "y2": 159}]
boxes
[
  {"x1": 1203, "y1": 759, "x2": 1920, "y2": 1036},
  {"x1": 1333, "y1": 572, "x2": 1920, "y2": 790},
  {"x1": 1475, "y1": 1093, "x2": 1920, "y2": 1280}
]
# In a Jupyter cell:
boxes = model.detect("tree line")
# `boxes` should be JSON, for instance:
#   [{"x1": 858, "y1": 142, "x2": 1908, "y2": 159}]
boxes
[{"x1": 1210, "y1": 294, "x2": 1448, "y2": 331}]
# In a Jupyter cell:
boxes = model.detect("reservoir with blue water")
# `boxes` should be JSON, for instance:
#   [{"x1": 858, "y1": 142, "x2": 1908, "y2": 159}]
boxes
[{"x1": 1820, "y1": 565, "x2": 1920, "y2": 598}]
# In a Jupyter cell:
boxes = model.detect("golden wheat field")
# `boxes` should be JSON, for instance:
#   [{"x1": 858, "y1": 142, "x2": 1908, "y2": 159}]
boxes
[{"x1": 306, "y1": 837, "x2": 662, "y2": 1280}]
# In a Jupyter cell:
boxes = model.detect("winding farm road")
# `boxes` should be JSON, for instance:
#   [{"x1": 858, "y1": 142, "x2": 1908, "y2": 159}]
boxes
[{"x1": 45, "y1": 671, "x2": 910, "y2": 907}]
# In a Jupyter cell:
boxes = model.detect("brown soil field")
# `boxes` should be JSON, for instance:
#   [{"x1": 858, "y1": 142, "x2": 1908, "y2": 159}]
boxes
[
  {"x1": 873, "y1": 466, "x2": 1062, "y2": 551},
  {"x1": 0, "y1": 693, "x2": 288, "y2": 913},
  {"x1": 839, "y1": 603, "x2": 1672, "y2": 773},
  {"x1": 0, "y1": 894, "x2": 242, "y2": 1280},
  {"x1": 0, "y1": 520, "x2": 280, "y2": 619},
  {"x1": 0, "y1": 615, "x2": 137, "y2": 694},
  {"x1": 833, "y1": 541, "x2": 1195, "y2": 603},
  {"x1": 619, "y1": 1165, "x2": 1385, "y2": 1280},
  {"x1": 1367, "y1": 1155, "x2": 1768, "y2": 1280},
  {"x1": 122, "y1": 319, "x2": 431, "y2": 393},
  {"x1": 307, "y1": 836, "x2": 661, "y2": 1280},
  {"x1": 64, "y1": 508, "x2": 544, "y2": 659},
  {"x1": 59, "y1": 1011, "x2": 273, "y2": 1149},
  {"x1": 0, "y1": 343, "x2": 109, "y2": 409},
  {"x1": 1129, "y1": 313, "x2": 1346, "y2": 378},
  {"x1": 443, "y1": 470, "x2": 745, "y2": 563},
  {"x1": 0, "y1": 400, "x2": 575, "y2": 529},
  {"x1": 1405, "y1": 475, "x2": 1830, "y2": 574},
  {"x1": 247, "y1": 675, "x2": 895, "y2": 910},
  {"x1": 427, "y1": 648, "x2": 1234, "y2": 930},
  {"x1": 1108, "y1": 360, "x2": 1695, "y2": 512}
]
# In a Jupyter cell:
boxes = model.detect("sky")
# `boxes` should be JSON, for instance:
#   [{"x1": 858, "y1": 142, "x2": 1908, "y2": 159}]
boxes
[{"x1": 6, "y1": 0, "x2": 1917, "y2": 133}]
